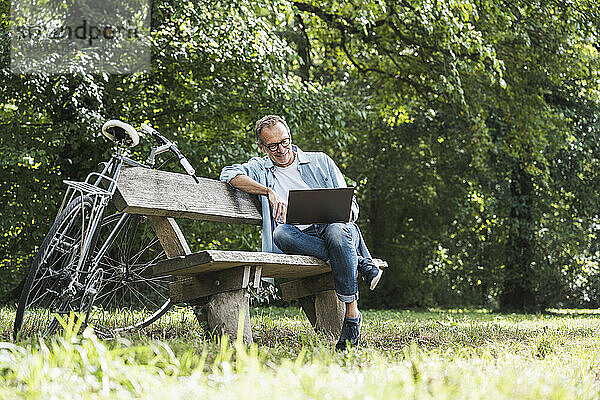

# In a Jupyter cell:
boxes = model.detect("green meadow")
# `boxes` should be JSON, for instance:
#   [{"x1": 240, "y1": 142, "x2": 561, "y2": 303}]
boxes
[{"x1": 1, "y1": 306, "x2": 600, "y2": 399}]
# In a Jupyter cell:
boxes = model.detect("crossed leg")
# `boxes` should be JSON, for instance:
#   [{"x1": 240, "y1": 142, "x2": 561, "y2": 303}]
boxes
[{"x1": 274, "y1": 223, "x2": 362, "y2": 317}]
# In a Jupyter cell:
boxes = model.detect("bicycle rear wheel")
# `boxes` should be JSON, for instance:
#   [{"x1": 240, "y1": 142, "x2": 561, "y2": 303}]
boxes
[
  {"x1": 86, "y1": 213, "x2": 173, "y2": 333},
  {"x1": 14, "y1": 199, "x2": 173, "y2": 338},
  {"x1": 13, "y1": 195, "x2": 97, "y2": 339}
]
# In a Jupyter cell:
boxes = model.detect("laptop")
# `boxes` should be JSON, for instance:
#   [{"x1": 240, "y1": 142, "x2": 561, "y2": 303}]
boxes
[{"x1": 286, "y1": 187, "x2": 354, "y2": 225}]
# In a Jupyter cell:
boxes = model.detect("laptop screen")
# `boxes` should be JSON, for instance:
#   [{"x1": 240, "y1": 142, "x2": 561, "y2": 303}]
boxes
[{"x1": 285, "y1": 187, "x2": 354, "y2": 225}]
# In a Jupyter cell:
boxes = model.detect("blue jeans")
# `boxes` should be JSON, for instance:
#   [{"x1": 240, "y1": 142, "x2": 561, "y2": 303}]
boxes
[{"x1": 273, "y1": 222, "x2": 362, "y2": 303}]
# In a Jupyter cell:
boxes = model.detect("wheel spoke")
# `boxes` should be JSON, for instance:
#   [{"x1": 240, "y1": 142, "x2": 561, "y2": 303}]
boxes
[
  {"x1": 15, "y1": 201, "x2": 172, "y2": 338},
  {"x1": 13, "y1": 196, "x2": 96, "y2": 338},
  {"x1": 138, "y1": 280, "x2": 169, "y2": 302},
  {"x1": 127, "y1": 284, "x2": 159, "y2": 308},
  {"x1": 130, "y1": 250, "x2": 165, "y2": 276},
  {"x1": 128, "y1": 237, "x2": 158, "y2": 266}
]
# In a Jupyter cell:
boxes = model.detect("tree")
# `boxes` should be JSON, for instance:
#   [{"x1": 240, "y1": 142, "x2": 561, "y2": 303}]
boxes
[
  {"x1": 288, "y1": 0, "x2": 600, "y2": 309},
  {"x1": 0, "y1": 0, "x2": 333, "y2": 300}
]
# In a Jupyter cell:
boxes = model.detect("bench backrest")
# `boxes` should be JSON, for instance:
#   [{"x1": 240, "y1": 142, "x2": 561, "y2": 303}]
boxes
[{"x1": 114, "y1": 167, "x2": 262, "y2": 225}]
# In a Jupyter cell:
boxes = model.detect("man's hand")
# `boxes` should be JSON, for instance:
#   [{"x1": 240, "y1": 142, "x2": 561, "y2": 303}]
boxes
[
  {"x1": 229, "y1": 175, "x2": 287, "y2": 223},
  {"x1": 267, "y1": 188, "x2": 287, "y2": 224}
]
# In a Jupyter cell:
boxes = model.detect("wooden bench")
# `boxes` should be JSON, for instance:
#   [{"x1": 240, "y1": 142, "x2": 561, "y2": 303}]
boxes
[{"x1": 114, "y1": 166, "x2": 387, "y2": 343}]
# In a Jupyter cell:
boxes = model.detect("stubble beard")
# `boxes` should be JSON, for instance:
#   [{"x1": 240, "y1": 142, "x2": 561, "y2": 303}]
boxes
[{"x1": 272, "y1": 149, "x2": 294, "y2": 167}]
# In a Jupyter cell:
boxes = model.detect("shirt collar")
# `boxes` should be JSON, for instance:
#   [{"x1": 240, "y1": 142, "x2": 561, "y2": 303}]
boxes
[
  {"x1": 264, "y1": 145, "x2": 310, "y2": 169},
  {"x1": 295, "y1": 145, "x2": 310, "y2": 164}
]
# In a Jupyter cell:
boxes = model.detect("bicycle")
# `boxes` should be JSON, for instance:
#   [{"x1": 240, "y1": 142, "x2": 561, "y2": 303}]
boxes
[{"x1": 13, "y1": 120, "x2": 199, "y2": 339}]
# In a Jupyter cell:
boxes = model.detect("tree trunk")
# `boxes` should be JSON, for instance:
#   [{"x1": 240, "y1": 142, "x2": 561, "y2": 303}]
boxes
[{"x1": 499, "y1": 164, "x2": 537, "y2": 311}]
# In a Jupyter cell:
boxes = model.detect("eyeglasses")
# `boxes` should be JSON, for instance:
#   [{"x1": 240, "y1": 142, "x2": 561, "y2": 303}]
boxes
[{"x1": 262, "y1": 137, "x2": 291, "y2": 152}]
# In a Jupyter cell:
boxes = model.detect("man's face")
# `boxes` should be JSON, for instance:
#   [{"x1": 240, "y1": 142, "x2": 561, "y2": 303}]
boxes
[{"x1": 258, "y1": 122, "x2": 294, "y2": 167}]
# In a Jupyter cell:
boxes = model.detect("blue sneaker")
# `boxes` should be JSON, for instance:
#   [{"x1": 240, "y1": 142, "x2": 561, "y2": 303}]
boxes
[
  {"x1": 358, "y1": 258, "x2": 383, "y2": 290},
  {"x1": 335, "y1": 312, "x2": 362, "y2": 351}
]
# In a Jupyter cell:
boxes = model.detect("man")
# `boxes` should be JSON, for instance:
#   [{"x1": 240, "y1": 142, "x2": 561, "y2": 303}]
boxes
[{"x1": 220, "y1": 115, "x2": 382, "y2": 350}]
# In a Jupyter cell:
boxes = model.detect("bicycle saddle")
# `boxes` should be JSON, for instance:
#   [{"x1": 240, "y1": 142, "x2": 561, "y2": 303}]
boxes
[{"x1": 102, "y1": 120, "x2": 139, "y2": 147}]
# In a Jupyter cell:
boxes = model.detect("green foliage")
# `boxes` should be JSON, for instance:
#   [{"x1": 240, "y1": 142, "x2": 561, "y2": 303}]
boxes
[
  {"x1": 0, "y1": 0, "x2": 332, "y2": 299},
  {"x1": 2, "y1": 0, "x2": 600, "y2": 310},
  {"x1": 289, "y1": 0, "x2": 600, "y2": 309}
]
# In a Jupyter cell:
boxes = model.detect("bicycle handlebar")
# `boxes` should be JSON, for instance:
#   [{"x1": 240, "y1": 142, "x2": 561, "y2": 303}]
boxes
[
  {"x1": 141, "y1": 123, "x2": 170, "y2": 145},
  {"x1": 141, "y1": 124, "x2": 199, "y2": 183}
]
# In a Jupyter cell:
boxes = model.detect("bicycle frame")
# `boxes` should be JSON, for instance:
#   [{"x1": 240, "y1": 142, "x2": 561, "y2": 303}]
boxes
[{"x1": 54, "y1": 148, "x2": 162, "y2": 288}]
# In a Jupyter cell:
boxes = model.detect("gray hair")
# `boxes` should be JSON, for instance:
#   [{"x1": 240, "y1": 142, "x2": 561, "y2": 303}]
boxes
[{"x1": 254, "y1": 115, "x2": 290, "y2": 143}]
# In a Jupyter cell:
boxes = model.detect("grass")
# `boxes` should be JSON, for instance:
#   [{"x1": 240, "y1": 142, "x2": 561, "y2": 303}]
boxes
[{"x1": 2, "y1": 306, "x2": 600, "y2": 398}]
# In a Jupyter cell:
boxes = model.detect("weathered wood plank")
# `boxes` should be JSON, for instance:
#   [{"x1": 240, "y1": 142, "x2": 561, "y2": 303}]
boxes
[
  {"x1": 279, "y1": 272, "x2": 335, "y2": 301},
  {"x1": 156, "y1": 250, "x2": 388, "y2": 280},
  {"x1": 278, "y1": 258, "x2": 388, "y2": 300},
  {"x1": 169, "y1": 266, "x2": 251, "y2": 302},
  {"x1": 296, "y1": 291, "x2": 345, "y2": 339},
  {"x1": 114, "y1": 167, "x2": 262, "y2": 225},
  {"x1": 148, "y1": 216, "x2": 191, "y2": 257},
  {"x1": 144, "y1": 215, "x2": 190, "y2": 309},
  {"x1": 314, "y1": 290, "x2": 345, "y2": 339},
  {"x1": 206, "y1": 289, "x2": 253, "y2": 344},
  {"x1": 153, "y1": 250, "x2": 332, "y2": 279},
  {"x1": 298, "y1": 296, "x2": 317, "y2": 327}
]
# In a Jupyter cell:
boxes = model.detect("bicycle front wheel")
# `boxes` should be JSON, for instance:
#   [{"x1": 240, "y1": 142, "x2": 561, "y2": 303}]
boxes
[
  {"x1": 87, "y1": 213, "x2": 173, "y2": 333},
  {"x1": 13, "y1": 195, "x2": 97, "y2": 339}
]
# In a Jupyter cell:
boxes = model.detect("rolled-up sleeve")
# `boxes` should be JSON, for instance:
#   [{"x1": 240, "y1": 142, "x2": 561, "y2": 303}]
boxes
[{"x1": 219, "y1": 157, "x2": 263, "y2": 184}]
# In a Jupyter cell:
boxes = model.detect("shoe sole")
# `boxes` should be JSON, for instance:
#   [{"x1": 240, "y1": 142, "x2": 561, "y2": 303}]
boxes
[{"x1": 370, "y1": 270, "x2": 383, "y2": 290}]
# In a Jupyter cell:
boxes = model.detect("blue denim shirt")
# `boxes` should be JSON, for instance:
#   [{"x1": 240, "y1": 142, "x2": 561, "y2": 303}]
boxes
[{"x1": 220, "y1": 145, "x2": 365, "y2": 254}]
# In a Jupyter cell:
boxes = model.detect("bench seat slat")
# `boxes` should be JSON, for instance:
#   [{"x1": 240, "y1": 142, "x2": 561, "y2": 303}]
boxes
[
  {"x1": 154, "y1": 250, "x2": 388, "y2": 280},
  {"x1": 154, "y1": 250, "x2": 331, "y2": 279}
]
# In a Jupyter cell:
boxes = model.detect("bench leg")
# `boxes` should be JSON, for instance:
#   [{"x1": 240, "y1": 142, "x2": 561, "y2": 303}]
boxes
[
  {"x1": 298, "y1": 295, "x2": 316, "y2": 327},
  {"x1": 299, "y1": 290, "x2": 344, "y2": 339},
  {"x1": 206, "y1": 289, "x2": 253, "y2": 344}
]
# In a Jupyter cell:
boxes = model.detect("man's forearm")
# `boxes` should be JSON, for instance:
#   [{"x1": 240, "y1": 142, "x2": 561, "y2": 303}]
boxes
[
  {"x1": 230, "y1": 174, "x2": 271, "y2": 196},
  {"x1": 231, "y1": 174, "x2": 287, "y2": 222}
]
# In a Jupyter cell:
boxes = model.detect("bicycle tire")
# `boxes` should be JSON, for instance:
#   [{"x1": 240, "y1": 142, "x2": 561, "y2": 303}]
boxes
[
  {"x1": 14, "y1": 200, "x2": 173, "y2": 338},
  {"x1": 87, "y1": 212, "x2": 173, "y2": 333},
  {"x1": 13, "y1": 195, "x2": 96, "y2": 339}
]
